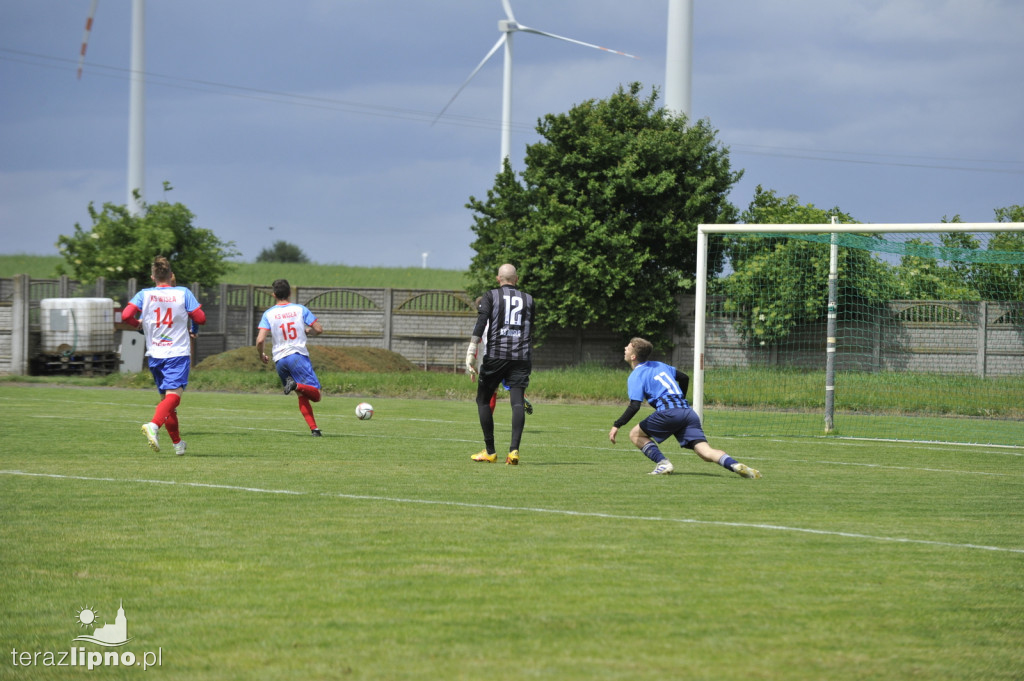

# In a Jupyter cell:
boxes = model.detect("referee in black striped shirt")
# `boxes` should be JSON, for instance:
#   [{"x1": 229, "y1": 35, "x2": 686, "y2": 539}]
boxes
[{"x1": 465, "y1": 264, "x2": 535, "y2": 466}]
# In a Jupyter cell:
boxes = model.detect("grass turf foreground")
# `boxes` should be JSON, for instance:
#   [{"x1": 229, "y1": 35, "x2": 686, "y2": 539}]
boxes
[{"x1": 1, "y1": 384, "x2": 1022, "y2": 680}]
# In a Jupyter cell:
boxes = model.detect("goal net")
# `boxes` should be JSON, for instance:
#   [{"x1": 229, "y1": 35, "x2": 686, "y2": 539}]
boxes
[{"x1": 693, "y1": 223, "x2": 1024, "y2": 448}]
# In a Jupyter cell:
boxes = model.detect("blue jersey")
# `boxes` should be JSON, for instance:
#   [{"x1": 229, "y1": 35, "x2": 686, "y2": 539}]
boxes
[{"x1": 627, "y1": 361, "x2": 689, "y2": 411}]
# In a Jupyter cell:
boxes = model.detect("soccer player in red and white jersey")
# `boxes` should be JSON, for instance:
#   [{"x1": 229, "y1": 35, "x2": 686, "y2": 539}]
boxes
[
  {"x1": 121, "y1": 256, "x2": 206, "y2": 455},
  {"x1": 256, "y1": 279, "x2": 325, "y2": 436}
]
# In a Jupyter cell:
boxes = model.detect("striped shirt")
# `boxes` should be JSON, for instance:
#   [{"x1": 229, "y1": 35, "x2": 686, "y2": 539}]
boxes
[
  {"x1": 472, "y1": 285, "x2": 535, "y2": 361},
  {"x1": 627, "y1": 361, "x2": 690, "y2": 411}
]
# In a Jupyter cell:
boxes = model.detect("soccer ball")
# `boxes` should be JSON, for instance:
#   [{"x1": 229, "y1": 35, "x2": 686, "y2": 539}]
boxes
[{"x1": 355, "y1": 402, "x2": 374, "y2": 420}]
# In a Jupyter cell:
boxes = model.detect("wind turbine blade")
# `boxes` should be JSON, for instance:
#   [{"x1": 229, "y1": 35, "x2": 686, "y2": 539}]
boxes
[
  {"x1": 77, "y1": 0, "x2": 100, "y2": 79},
  {"x1": 517, "y1": 24, "x2": 640, "y2": 60},
  {"x1": 432, "y1": 34, "x2": 507, "y2": 125},
  {"x1": 501, "y1": 0, "x2": 516, "y2": 23}
]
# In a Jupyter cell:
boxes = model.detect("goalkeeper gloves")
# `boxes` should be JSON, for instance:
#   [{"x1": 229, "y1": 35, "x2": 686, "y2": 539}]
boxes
[{"x1": 465, "y1": 341, "x2": 478, "y2": 377}]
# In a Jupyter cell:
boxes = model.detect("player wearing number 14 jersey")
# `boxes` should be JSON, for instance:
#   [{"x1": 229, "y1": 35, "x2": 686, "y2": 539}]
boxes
[
  {"x1": 122, "y1": 256, "x2": 206, "y2": 455},
  {"x1": 256, "y1": 279, "x2": 325, "y2": 436}
]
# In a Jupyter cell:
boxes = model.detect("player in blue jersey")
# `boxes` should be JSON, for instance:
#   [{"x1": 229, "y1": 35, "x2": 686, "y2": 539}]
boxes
[
  {"x1": 608, "y1": 337, "x2": 761, "y2": 478},
  {"x1": 256, "y1": 279, "x2": 325, "y2": 436}
]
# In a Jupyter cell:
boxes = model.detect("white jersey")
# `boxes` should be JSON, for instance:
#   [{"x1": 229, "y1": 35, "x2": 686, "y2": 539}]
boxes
[
  {"x1": 129, "y1": 285, "x2": 202, "y2": 359},
  {"x1": 258, "y1": 302, "x2": 318, "y2": 362}
]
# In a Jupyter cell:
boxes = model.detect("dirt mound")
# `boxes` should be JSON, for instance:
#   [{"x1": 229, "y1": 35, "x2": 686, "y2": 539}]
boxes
[{"x1": 194, "y1": 345, "x2": 416, "y2": 373}]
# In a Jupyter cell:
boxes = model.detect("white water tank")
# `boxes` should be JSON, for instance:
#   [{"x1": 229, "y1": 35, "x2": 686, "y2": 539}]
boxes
[{"x1": 40, "y1": 298, "x2": 116, "y2": 354}]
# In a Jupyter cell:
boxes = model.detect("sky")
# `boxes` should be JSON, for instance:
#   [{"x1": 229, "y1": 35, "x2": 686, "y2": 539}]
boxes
[{"x1": 1, "y1": 0, "x2": 1022, "y2": 271}]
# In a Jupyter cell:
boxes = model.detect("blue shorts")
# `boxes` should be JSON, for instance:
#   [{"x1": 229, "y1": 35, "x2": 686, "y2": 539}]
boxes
[
  {"x1": 275, "y1": 352, "x2": 321, "y2": 389},
  {"x1": 639, "y1": 407, "x2": 708, "y2": 449},
  {"x1": 148, "y1": 355, "x2": 190, "y2": 393}
]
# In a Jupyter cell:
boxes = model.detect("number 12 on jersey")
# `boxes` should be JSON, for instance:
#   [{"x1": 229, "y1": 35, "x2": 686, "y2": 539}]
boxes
[{"x1": 503, "y1": 294, "x2": 523, "y2": 326}]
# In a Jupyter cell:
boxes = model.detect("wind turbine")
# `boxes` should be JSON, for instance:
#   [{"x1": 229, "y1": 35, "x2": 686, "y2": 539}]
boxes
[
  {"x1": 435, "y1": 0, "x2": 639, "y2": 170},
  {"x1": 77, "y1": 0, "x2": 146, "y2": 215},
  {"x1": 664, "y1": 0, "x2": 693, "y2": 119}
]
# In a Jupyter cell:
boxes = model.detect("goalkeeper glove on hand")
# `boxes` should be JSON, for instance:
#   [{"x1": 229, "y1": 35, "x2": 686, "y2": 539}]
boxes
[{"x1": 465, "y1": 342, "x2": 478, "y2": 377}]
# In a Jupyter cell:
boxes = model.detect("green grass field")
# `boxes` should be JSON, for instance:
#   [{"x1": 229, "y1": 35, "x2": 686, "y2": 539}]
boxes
[
  {"x1": 1, "y1": 384, "x2": 1022, "y2": 680},
  {"x1": 0, "y1": 255, "x2": 469, "y2": 290}
]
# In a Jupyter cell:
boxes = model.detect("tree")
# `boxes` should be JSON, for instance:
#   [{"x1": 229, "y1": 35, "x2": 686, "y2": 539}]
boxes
[
  {"x1": 56, "y1": 186, "x2": 238, "y2": 286},
  {"x1": 466, "y1": 83, "x2": 741, "y2": 348},
  {"x1": 716, "y1": 186, "x2": 894, "y2": 344},
  {"x1": 257, "y1": 240, "x2": 310, "y2": 264},
  {"x1": 988, "y1": 205, "x2": 1024, "y2": 302},
  {"x1": 994, "y1": 204, "x2": 1024, "y2": 224},
  {"x1": 933, "y1": 209, "x2": 1024, "y2": 301},
  {"x1": 889, "y1": 237, "x2": 972, "y2": 300}
]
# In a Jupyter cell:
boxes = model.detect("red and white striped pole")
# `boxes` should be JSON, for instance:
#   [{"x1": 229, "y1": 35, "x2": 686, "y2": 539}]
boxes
[{"x1": 76, "y1": 0, "x2": 99, "y2": 79}]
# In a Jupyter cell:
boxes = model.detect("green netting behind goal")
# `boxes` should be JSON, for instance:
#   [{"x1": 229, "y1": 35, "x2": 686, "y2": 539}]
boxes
[{"x1": 699, "y1": 229, "x2": 1024, "y2": 447}]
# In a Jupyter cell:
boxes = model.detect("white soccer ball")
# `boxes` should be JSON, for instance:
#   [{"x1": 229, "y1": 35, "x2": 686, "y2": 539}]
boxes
[{"x1": 355, "y1": 402, "x2": 374, "y2": 420}]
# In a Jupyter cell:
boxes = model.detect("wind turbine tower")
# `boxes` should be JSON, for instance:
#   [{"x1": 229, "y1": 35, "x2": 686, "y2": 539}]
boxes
[
  {"x1": 78, "y1": 0, "x2": 146, "y2": 214},
  {"x1": 664, "y1": 0, "x2": 693, "y2": 119},
  {"x1": 127, "y1": 0, "x2": 145, "y2": 214}
]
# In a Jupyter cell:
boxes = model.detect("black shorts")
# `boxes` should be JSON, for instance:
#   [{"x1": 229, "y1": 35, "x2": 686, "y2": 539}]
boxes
[{"x1": 478, "y1": 357, "x2": 531, "y2": 396}]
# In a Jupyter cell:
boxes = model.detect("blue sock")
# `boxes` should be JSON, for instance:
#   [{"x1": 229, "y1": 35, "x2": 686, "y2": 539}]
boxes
[
  {"x1": 641, "y1": 442, "x2": 665, "y2": 463},
  {"x1": 719, "y1": 455, "x2": 737, "y2": 471}
]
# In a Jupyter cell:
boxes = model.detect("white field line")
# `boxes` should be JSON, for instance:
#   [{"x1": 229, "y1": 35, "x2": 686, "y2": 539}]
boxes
[
  {"x1": 12, "y1": 411, "x2": 1023, "y2": 469},
  {"x1": 778, "y1": 458, "x2": 1021, "y2": 477},
  {"x1": 2, "y1": 469, "x2": 1022, "y2": 555},
  {"x1": 5, "y1": 394, "x2": 1023, "y2": 450},
  {"x1": 6, "y1": 394, "x2": 1024, "y2": 450},
  {"x1": 6, "y1": 394, "x2": 1022, "y2": 469},
  {"x1": 8, "y1": 414, "x2": 1024, "y2": 470}
]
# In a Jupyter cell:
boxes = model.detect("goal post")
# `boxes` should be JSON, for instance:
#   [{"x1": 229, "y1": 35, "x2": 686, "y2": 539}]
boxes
[{"x1": 693, "y1": 222, "x2": 1024, "y2": 447}]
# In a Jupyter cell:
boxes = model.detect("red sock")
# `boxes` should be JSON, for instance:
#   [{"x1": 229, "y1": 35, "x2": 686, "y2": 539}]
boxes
[
  {"x1": 152, "y1": 393, "x2": 181, "y2": 429},
  {"x1": 298, "y1": 395, "x2": 318, "y2": 430},
  {"x1": 297, "y1": 384, "x2": 321, "y2": 403},
  {"x1": 489, "y1": 392, "x2": 497, "y2": 414},
  {"x1": 165, "y1": 410, "x2": 181, "y2": 444}
]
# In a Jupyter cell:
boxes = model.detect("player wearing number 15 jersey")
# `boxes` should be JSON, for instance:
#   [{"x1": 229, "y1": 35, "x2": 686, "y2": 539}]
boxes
[
  {"x1": 256, "y1": 279, "x2": 325, "y2": 436},
  {"x1": 121, "y1": 256, "x2": 206, "y2": 455},
  {"x1": 608, "y1": 337, "x2": 761, "y2": 478}
]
